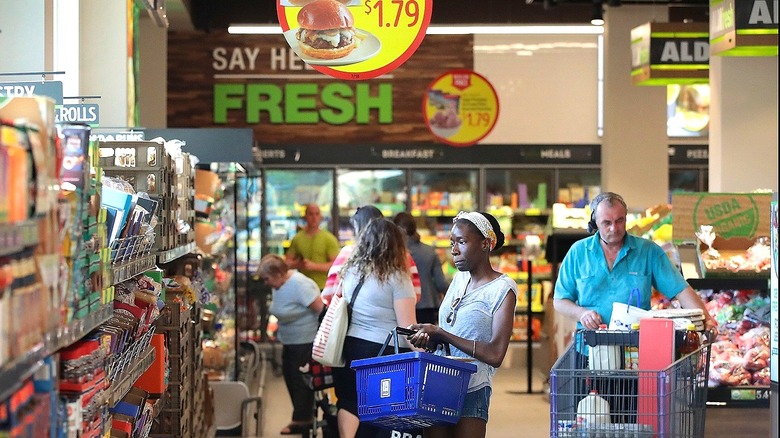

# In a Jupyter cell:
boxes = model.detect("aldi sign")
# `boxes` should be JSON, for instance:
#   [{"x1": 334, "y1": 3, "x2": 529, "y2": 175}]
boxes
[
  {"x1": 710, "y1": 0, "x2": 779, "y2": 56},
  {"x1": 631, "y1": 22, "x2": 710, "y2": 86}
]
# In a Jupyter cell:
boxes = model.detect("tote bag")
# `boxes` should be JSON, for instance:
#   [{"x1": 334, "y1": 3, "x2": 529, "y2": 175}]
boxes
[
  {"x1": 312, "y1": 277, "x2": 364, "y2": 367},
  {"x1": 608, "y1": 287, "x2": 650, "y2": 330},
  {"x1": 312, "y1": 292, "x2": 349, "y2": 367}
]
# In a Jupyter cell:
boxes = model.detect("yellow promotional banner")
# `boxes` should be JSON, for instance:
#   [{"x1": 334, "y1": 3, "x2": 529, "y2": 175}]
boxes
[
  {"x1": 423, "y1": 70, "x2": 499, "y2": 147},
  {"x1": 277, "y1": 0, "x2": 432, "y2": 80}
]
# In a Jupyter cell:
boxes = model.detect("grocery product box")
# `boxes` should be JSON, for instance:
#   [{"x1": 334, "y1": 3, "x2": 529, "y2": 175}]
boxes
[
  {"x1": 672, "y1": 192, "x2": 773, "y2": 244},
  {"x1": 697, "y1": 236, "x2": 770, "y2": 278}
]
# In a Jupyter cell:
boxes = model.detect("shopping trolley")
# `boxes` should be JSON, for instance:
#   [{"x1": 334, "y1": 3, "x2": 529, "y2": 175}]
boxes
[
  {"x1": 299, "y1": 360, "x2": 339, "y2": 438},
  {"x1": 549, "y1": 329, "x2": 711, "y2": 437}
]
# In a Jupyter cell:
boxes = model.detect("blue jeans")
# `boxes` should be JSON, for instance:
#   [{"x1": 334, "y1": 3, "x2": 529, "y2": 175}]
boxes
[{"x1": 461, "y1": 386, "x2": 492, "y2": 422}]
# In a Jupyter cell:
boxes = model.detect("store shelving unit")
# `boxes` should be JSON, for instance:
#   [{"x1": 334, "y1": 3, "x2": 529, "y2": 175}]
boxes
[
  {"x1": 0, "y1": 305, "x2": 112, "y2": 402},
  {"x1": 0, "y1": 220, "x2": 39, "y2": 257}
]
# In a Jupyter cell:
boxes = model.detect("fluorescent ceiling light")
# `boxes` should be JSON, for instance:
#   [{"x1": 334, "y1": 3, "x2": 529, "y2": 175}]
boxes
[
  {"x1": 426, "y1": 25, "x2": 603, "y2": 35},
  {"x1": 229, "y1": 25, "x2": 282, "y2": 34},
  {"x1": 228, "y1": 24, "x2": 603, "y2": 35}
]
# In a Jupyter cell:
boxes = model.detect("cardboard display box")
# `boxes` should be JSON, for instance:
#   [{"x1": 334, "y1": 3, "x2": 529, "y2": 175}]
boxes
[
  {"x1": 672, "y1": 192, "x2": 772, "y2": 244},
  {"x1": 697, "y1": 236, "x2": 770, "y2": 279}
]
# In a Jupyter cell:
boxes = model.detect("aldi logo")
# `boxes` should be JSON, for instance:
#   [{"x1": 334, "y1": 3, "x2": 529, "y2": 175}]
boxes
[{"x1": 381, "y1": 379, "x2": 391, "y2": 398}]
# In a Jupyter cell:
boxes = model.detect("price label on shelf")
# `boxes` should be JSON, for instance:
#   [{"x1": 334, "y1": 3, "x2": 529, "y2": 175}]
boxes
[
  {"x1": 277, "y1": 0, "x2": 432, "y2": 80},
  {"x1": 423, "y1": 69, "x2": 499, "y2": 147}
]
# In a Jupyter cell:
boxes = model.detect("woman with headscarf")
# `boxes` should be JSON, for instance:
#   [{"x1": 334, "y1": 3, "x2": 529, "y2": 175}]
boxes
[{"x1": 408, "y1": 211, "x2": 518, "y2": 438}]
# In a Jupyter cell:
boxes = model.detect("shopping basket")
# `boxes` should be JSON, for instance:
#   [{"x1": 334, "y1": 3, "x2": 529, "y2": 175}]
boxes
[
  {"x1": 350, "y1": 328, "x2": 477, "y2": 430},
  {"x1": 549, "y1": 329, "x2": 711, "y2": 438}
]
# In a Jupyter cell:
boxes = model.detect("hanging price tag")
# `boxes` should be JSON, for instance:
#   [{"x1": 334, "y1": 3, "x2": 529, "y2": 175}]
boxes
[
  {"x1": 423, "y1": 70, "x2": 500, "y2": 147},
  {"x1": 277, "y1": 0, "x2": 432, "y2": 80}
]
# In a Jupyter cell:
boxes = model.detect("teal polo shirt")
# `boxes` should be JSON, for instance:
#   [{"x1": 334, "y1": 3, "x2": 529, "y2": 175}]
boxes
[{"x1": 553, "y1": 232, "x2": 688, "y2": 325}]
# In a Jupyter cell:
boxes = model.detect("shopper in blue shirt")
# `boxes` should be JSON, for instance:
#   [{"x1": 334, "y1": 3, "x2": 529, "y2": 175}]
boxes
[
  {"x1": 259, "y1": 254, "x2": 325, "y2": 435},
  {"x1": 553, "y1": 192, "x2": 716, "y2": 331}
]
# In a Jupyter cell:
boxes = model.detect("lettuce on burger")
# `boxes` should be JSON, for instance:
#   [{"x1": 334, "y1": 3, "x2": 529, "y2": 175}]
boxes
[{"x1": 296, "y1": 0, "x2": 357, "y2": 60}]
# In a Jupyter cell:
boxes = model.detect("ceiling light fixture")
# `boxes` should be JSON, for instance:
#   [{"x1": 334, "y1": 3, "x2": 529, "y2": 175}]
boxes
[
  {"x1": 228, "y1": 24, "x2": 604, "y2": 35},
  {"x1": 591, "y1": 1, "x2": 605, "y2": 26}
]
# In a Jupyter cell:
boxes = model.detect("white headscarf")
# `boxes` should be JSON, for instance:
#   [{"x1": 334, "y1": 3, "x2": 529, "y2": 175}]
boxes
[{"x1": 454, "y1": 211, "x2": 497, "y2": 250}]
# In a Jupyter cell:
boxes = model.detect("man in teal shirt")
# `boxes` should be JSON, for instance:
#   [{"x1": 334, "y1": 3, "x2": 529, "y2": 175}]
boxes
[
  {"x1": 286, "y1": 204, "x2": 341, "y2": 290},
  {"x1": 553, "y1": 192, "x2": 717, "y2": 331}
]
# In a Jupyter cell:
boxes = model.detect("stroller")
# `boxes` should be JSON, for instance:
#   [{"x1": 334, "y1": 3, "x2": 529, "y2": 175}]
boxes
[{"x1": 299, "y1": 360, "x2": 339, "y2": 438}]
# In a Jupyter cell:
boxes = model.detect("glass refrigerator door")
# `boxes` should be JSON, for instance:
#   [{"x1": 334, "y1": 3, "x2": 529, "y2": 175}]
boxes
[
  {"x1": 264, "y1": 169, "x2": 335, "y2": 256},
  {"x1": 409, "y1": 169, "x2": 478, "y2": 254},
  {"x1": 336, "y1": 168, "x2": 407, "y2": 243},
  {"x1": 556, "y1": 169, "x2": 601, "y2": 208},
  {"x1": 485, "y1": 169, "x2": 554, "y2": 241},
  {"x1": 236, "y1": 173, "x2": 263, "y2": 344}
]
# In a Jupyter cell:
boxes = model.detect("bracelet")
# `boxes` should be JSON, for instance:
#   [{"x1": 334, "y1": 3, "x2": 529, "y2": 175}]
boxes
[{"x1": 472, "y1": 339, "x2": 476, "y2": 358}]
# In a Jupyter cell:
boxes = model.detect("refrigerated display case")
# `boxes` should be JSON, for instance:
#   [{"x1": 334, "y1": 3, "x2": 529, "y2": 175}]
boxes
[
  {"x1": 264, "y1": 169, "x2": 335, "y2": 255},
  {"x1": 195, "y1": 163, "x2": 239, "y2": 381},
  {"x1": 409, "y1": 168, "x2": 479, "y2": 242},
  {"x1": 235, "y1": 171, "x2": 264, "y2": 345},
  {"x1": 688, "y1": 277, "x2": 771, "y2": 407},
  {"x1": 336, "y1": 168, "x2": 407, "y2": 243},
  {"x1": 260, "y1": 144, "x2": 602, "y2": 282}
]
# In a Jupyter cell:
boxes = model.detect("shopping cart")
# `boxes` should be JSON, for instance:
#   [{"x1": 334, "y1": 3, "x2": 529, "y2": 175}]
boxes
[
  {"x1": 549, "y1": 329, "x2": 711, "y2": 437},
  {"x1": 299, "y1": 360, "x2": 339, "y2": 438}
]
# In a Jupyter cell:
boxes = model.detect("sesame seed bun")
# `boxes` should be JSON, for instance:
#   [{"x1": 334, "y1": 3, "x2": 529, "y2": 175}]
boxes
[
  {"x1": 296, "y1": 0, "x2": 357, "y2": 60},
  {"x1": 297, "y1": 0, "x2": 354, "y2": 30}
]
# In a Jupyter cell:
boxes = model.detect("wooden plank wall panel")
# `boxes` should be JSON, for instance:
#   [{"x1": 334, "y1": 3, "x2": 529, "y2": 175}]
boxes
[{"x1": 167, "y1": 32, "x2": 473, "y2": 145}]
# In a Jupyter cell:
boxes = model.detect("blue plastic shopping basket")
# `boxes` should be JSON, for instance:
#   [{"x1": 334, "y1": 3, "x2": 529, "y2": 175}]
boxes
[{"x1": 350, "y1": 328, "x2": 478, "y2": 430}]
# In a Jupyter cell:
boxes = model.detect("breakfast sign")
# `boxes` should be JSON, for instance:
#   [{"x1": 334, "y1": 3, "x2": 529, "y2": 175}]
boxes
[{"x1": 277, "y1": 0, "x2": 433, "y2": 80}]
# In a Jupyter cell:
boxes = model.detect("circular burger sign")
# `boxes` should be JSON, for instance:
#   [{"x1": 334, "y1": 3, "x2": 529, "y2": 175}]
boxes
[{"x1": 277, "y1": 0, "x2": 432, "y2": 80}]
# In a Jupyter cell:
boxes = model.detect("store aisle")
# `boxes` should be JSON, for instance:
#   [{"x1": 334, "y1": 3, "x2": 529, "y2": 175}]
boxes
[
  {"x1": 257, "y1": 362, "x2": 550, "y2": 438},
  {"x1": 254, "y1": 358, "x2": 772, "y2": 438}
]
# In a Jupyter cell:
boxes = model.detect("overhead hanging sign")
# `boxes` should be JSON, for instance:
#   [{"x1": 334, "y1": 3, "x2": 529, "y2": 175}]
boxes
[
  {"x1": 55, "y1": 104, "x2": 100, "y2": 126},
  {"x1": 277, "y1": 0, "x2": 432, "y2": 80},
  {"x1": 631, "y1": 22, "x2": 710, "y2": 86},
  {"x1": 422, "y1": 70, "x2": 499, "y2": 147},
  {"x1": 0, "y1": 81, "x2": 63, "y2": 104},
  {"x1": 710, "y1": 0, "x2": 779, "y2": 56}
]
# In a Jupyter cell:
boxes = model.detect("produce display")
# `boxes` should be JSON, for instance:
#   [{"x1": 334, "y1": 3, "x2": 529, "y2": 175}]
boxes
[
  {"x1": 700, "y1": 238, "x2": 771, "y2": 274},
  {"x1": 700, "y1": 289, "x2": 771, "y2": 387}
]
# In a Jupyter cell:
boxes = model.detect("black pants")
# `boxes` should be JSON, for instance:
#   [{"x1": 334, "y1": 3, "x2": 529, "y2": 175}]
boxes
[
  {"x1": 334, "y1": 336, "x2": 422, "y2": 438},
  {"x1": 282, "y1": 343, "x2": 316, "y2": 423}
]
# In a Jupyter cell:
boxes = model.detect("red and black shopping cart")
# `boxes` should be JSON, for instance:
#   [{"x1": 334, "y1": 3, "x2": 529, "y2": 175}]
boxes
[
  {"x1": 550, "y1": 329, "x2": 711, "y2": 437},
  {"x1": 299, "y1": 360, "x2": 339, "y2": 438}
]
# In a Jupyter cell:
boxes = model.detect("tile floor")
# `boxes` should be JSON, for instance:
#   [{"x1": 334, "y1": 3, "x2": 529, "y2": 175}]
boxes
[{"x1": 221, "y1": 345, "x2": 771, "y2": 438}]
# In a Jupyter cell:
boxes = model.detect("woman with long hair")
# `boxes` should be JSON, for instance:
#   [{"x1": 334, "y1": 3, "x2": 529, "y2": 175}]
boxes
[
  {"x1": 321, "y1": 205, "x2": 421, "y2": 305},
  {"x1": 332, "y1": 218, "x2": 418, "y2": 438}
]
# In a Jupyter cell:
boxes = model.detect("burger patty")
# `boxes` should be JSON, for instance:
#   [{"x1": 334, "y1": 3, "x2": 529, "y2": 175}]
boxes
[{"x1": 296, "y1": 28, "x2": 355, "y2": 50}]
